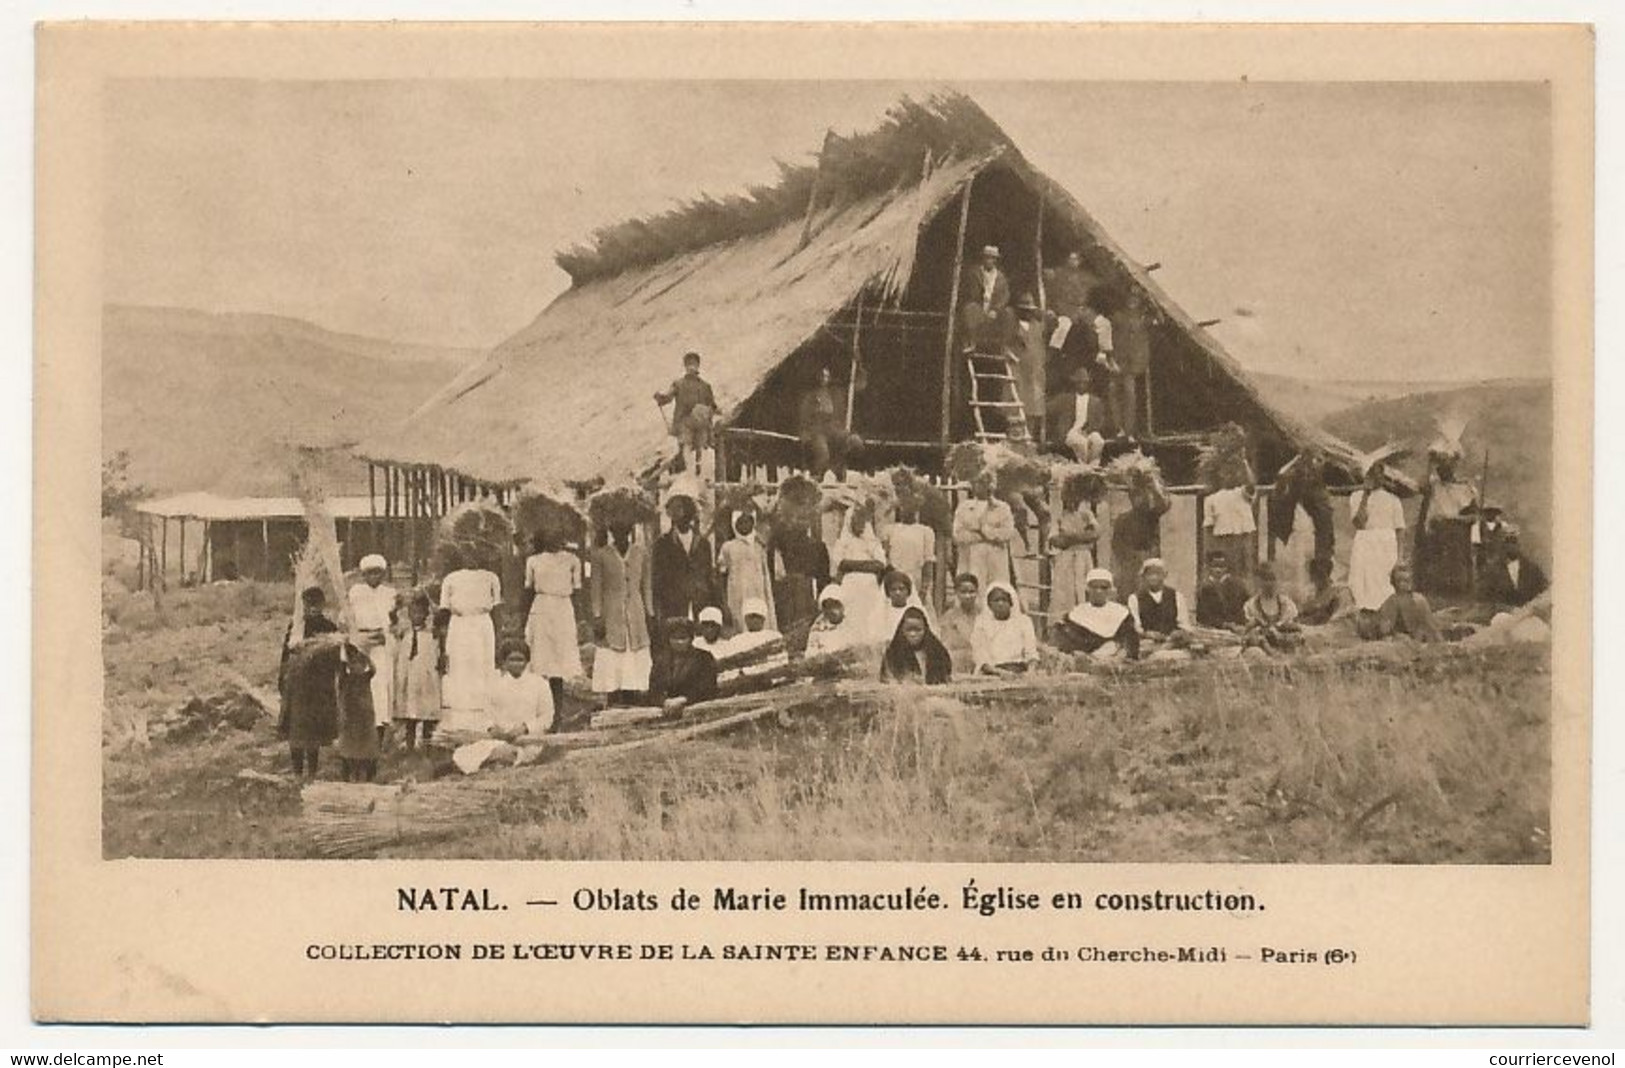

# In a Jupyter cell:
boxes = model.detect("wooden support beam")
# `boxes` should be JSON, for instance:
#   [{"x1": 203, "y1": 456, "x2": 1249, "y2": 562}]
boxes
[
  {"x1": 845, "y1": 289, "x2": 864, "y2": 429},
  {"x1": 178, "y1": 520, "x2": 186, "y2": 584},
  {"x1": 160, "y1": 517, "x2": 169, "y2": 588},
  {"x1": 259, "y1": 519, "x2": 270, "y2": 582},
  {"x1": 940, "y1": 179, "x2": 973, "y2": 444}
]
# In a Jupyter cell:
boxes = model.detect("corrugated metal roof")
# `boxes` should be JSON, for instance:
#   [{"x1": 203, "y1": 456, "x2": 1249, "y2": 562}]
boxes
[{"x1": 135, "y1": 492, "x2": 379, "y2": 521}]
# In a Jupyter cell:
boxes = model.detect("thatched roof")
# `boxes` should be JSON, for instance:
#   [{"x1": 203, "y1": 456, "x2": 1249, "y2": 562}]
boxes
[{"x1": 361, "y1": 92, "x2": 1360, "y2": 487}]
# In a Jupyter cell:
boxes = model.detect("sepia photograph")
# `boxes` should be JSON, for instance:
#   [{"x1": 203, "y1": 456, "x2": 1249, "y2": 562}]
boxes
[{"x1": 95, "y1": 76, "x2": 1561, "y2": 866}]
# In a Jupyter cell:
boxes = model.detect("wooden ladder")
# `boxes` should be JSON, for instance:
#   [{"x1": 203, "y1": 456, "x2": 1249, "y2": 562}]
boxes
[{"x1": 966, "y1": 350, "x2": 1030, "y2": 443}]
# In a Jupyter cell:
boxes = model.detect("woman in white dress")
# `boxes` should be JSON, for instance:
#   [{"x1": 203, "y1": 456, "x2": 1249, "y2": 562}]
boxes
[
  {"x1": 831, "y1": 505, "x2": 890, "y2": 642},
  {"x1": 522, "y1": 530, "x2": 583, "y2": 715},
  {"x1": 346, "y1": 553, "x2": 399, "y2": 738},
  {"x1": 438, "y1": 548, "x2": 502, "y2": 722},
  {"x1": 1348, "y1": 464, "x2": 1407, "y2": 612}
]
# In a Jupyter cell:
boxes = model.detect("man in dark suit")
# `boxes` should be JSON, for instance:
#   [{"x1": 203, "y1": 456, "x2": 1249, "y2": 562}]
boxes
[
  {"x1": 651, "y1": 494, "x2": 717, "y2": 630},
  {"x1": 958, "y1": 244, "x2": 1011, "y2": 354},
  {"x1": 1044, "y1": 363, "x2": 1108, "y2": 462},
  {"x1": 1481, "y1": 531, "x2": 1548, "y2": 607}
]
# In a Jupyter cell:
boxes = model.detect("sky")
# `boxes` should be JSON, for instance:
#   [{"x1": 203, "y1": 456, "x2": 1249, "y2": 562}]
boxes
[{"x1": 102, "y1": 79, "x2": 1551, "y2": 382}]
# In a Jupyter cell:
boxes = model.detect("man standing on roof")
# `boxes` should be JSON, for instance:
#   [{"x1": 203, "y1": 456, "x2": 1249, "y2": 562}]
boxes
[
  {"x1": 653, "y1": 350, "x2": 717, "y2": 475},
  {"x1": 958, "y1": 244, "x2": 1010, "y2": 354}
]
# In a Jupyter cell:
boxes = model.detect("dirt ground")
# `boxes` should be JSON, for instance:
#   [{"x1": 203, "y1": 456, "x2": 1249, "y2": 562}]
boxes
[{"x1": 102, "y1": 583, "x2": 1551, "y2": 864}]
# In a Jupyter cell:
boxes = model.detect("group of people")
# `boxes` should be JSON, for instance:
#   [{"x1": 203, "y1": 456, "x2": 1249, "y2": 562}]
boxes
[
  {"x1": 276, "y1": 552, "x2": 558, "y2": 781},
  {"x1": 959, "y1": 243, "x2": 1153, "y2": 461}
]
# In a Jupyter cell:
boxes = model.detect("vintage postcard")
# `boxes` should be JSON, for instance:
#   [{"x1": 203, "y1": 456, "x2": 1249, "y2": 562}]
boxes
[{"x1": 34, "y1": 22, "x2": 1592, "y2": 1023}]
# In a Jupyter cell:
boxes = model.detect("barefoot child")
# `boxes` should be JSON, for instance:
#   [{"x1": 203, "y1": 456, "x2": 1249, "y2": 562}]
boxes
[
  {"x1": 391, "y1": 590, "x2": 443, "y2": 750},
  {"x1": 277, "y1": 586, "x2": 341, "y2": 780}
]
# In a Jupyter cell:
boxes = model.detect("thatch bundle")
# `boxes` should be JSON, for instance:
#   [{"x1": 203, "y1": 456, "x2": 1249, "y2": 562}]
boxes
[
  {"x1": 772, "y1": 473, "x2": 824, "y2": 528},
  {"x1": 587, "y1": 485, "x2": 658, "y2": 532},
  {"x1": 947, "y1": 441, "x2": 1051, "y2": 498},
  {"x1": 435, "y1": 500, "x2": 513, "y2": 575},
  {"x1": 301, "y1": 780, "x2": 493, "y2": 858},
  {"x1": 880, "y1": 466, "x2": 953, "y2": 533},
  {"x1": 1051, "y1": 461, "x2": 1108, "y2": 502},
  {"x1": 555, "y1": 93, "x2": 1009, "y2": 286},
  {"x1": 512, "y1": 489, "x2": 587, "y2": 550},
  {"x1": 1105, "y1": 450, "x2": 1165, "y2": 493}
]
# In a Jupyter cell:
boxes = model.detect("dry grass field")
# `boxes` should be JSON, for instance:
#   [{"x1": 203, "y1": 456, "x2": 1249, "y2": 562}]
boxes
[{"x1": 102, "y1": 581, "x2": 1551, "y2": 865}]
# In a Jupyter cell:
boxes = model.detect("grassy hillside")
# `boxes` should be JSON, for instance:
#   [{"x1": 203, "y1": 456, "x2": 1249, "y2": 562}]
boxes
[
  {"x1": 1319, "y1": 380, "x2": 1553, "y2": 566},
  {"x1": 102, "y1": 304, "x2": 474, "y2": 497}
]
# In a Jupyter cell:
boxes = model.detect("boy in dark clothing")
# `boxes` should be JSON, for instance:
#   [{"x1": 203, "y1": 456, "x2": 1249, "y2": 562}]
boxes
[
  {"x1": 653, "y1": 351, "x2": 717, "y2": 471},
  {"x1": 1195, "y1": 551, "x2": 1251, "y2": 628},
  {"x1": 277, "y1": 586, "x2": 342, "y2": 780}
]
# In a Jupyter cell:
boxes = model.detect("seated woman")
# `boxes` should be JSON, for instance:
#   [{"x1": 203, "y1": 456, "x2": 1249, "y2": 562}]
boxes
[
  {"x1": 879, "y1": 606, "x2": 954, "y2": 685},
  {"x1": 971, "y1": 581, "x2": 1042, "y2": 676},
  {"x1": 1054, "y1": 568, "x2": 1140, "y2": 662},
  {"x1": 720, "y1": 597, "x2": 790, "y2": 682},
  {"x1": 1367, "y1": 564, "x2": 1443, "y2": 643},
  {"x1": 648, "y1": 618, "x2": 719, "y2": 718},
  {"x1": 488, "y1": 638, "x2": 557, "y2": 740},
  {"x1": 1241, "y1": 563, "x2": 1303, "y2": 654},
  {"x1": 804, "y1": 585, "x2": 859, "y2": 658},
  {"x1": 1298, "y1": 556, "x2": 1357, "y2": 626},
  {"x1": 1125, "y1": 557, "x2": 1191, "y2": 661},
  {"x1": 877, "y1": 568, "x2": 928, "y2": 640},
  {"x1": 693, "y1": 606, "x2": 727, "y2": 655}
]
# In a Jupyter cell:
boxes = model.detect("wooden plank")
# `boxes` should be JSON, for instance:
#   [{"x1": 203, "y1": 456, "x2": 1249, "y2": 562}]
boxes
[
  {"x1": 259, "y1": 518, "x2": 269, "y2": 581},
  {"x1": 940, "y1": 179, "x2": 973, "y2": 444}
]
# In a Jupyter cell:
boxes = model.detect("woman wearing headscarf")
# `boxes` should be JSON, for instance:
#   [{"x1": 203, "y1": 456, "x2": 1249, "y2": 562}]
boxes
[
  {"x1": 717, "y1": 509, "x2": 777, "y2": 634},
  {"x1": 970, "y1": 581, "x2": 1041, "y2": 677},
  {"x1": 831, "y1": 504, "x2": 889, "y2": 642},
  {"x1": 804, "y1": 585, "x2": 859, "y2": 658},
  {"x1": 1057, "y1": 568, "x2": 1141, "y2": 662},
  {"x1": 880, "y1": 606, "x2": 954, "y2": 685},
  {"x1": 347, "y1": 553, "x2": 399, "y2": 742},
  {"x1": 877, "y1": 569, "x2": 929, "y2": 642}
]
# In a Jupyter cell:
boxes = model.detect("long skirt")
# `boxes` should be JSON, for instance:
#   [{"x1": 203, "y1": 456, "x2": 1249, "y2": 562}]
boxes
[
  {"x1": 526, "y1": 594, "x2": 583, "y2": 679},
  {"x1": 1348, "y1": 529, "x2": 1399, "y2": 611},
  {"x1": 591, "y1": 646, "x2": 652, "y2": 694},
  {"x1": 839, "y1": 572, "x2": 888, "y2": 643},
  {"x1": 1049, "y1": 545, "x2": 1095, "y2": 620},
  {"x1": 444, "y1": 612, "x2": 495, "y2": 712},
  {"x1": 364, "y1": 640, "x2": 394, "y2": 727}
]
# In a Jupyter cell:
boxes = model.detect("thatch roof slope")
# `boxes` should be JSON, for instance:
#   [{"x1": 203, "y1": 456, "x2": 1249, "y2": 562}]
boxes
[
  {"x1": 363, "y1": 149, "x2": 986, "y2": 486},
  {"x1": 362, "y1": 92, "x2": 1364, "y2": 487}
]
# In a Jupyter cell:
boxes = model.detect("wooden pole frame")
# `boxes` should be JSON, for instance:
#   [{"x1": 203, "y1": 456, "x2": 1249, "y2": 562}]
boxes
[
  {"x1": 940, "y1": 179, "x2": 973, "y2": 444},
  {"x1": 845, "y1": 289, "x2": 864, "y2": 429}
]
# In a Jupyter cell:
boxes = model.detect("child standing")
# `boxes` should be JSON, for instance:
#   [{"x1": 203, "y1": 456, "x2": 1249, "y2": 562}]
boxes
[
  {"x1": 391, "y1": 590, "x2": 443, "y2": 751},
  {"x1": 717, "y1": 510, "x2": 777, "y2": 633},
  {"x1": 653, "y1": 350, "x2": 717, "y2": 472},
  {"x1": 277, "y1": 586, "x2": 341, "y2": 781},
  {"x1": 334, "y1": 645, "x2": 381, "y2": 782}
]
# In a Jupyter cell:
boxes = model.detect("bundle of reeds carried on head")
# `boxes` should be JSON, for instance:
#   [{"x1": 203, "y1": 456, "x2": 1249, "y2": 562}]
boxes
[
  {"x1": 300, "y1": 780, "x2": 493, "y2": 858},
  {"x1": 880, "y1": 466, "x2": 953, "y2": 533},
  {"x1": 946, "y1": 441, "x2": 1052, "y2": 497},
  {"x1": 771, "y1": 473, "x2": 824, "y2": 530},
  {"x1": 587, "y1": 485, "x2": 659, "y2": 533},
  {"x1": 435, "y1": 500, "x2": 514, "y2": 575},
  {"x1": 512, "y1": 489, "x2": 587, "y2": 551},
  {"x1": 1106, "y1": 449, "x2": 1164, "y2": 492},
  {"x1": 1052, "y1": 461, "x2": 1108, "y2": 502}
]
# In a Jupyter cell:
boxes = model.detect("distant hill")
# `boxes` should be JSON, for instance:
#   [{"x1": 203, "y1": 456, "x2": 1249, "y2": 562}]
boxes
[
  {"x1": 1318, "y1": 379, "x2": 1553, "y2": 567},
  {"x1": 103, "y1": 304, "x2": 474, "y2": 497},
  {"x1": 1252, "y1": 371, "x2": 1547, "y2": 429}
]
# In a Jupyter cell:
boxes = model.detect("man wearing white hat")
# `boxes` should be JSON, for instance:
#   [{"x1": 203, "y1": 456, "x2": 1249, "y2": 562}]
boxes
[
  {"x1": 958, "y1": 244, "x2": 1011, "y2": 354},
  {"x1": 348, "y1": 555, "x2": 399, "y2": 739}
]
